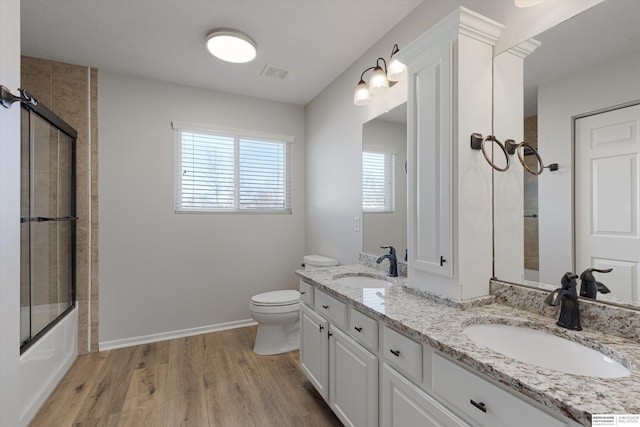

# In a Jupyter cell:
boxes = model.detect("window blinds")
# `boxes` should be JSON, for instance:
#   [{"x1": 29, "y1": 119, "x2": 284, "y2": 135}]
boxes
[
  {"x1": 363, "y1": 149, "x2": 396, "y2": 212},
  {"x1": 173, "y1": 123, "x2": 293, "y2": 213}
]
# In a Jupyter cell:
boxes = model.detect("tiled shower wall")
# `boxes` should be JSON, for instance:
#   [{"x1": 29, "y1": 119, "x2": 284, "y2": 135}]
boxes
[{"x1": 21, "y1": 56, "x2": 99, "y2": 353}]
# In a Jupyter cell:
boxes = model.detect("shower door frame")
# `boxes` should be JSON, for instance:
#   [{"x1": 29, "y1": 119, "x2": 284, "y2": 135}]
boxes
[{"x1": 20, "y1": 97, "x2": 77, "y2": 354}]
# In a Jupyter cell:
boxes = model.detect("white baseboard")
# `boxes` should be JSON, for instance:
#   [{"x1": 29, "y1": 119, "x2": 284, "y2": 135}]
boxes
[{"x1": 99, "y1": 319, "x2": 258, "y2": 351}]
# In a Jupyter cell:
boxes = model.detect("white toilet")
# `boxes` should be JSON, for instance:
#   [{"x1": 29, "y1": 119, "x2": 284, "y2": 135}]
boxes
[{"x1": 249, "y1": 255, "x2": 338, "y2": 355}]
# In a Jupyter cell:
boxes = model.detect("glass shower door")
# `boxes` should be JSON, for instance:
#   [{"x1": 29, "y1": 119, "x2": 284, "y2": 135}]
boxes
[{"x1": 20, "y1": 106, "x2": 76, "y2": 350}]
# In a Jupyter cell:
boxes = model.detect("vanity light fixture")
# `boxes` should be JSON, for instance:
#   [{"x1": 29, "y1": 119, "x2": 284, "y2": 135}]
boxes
[
  {"x1": 206, "y1": 29, "x2": 257, "y2": 63},
  {"x1": 354, "y1": 44, "x2": 407, "y2": 106}
]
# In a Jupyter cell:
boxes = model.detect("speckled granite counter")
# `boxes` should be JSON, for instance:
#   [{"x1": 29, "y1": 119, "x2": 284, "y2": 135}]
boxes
[{"x1": 295, "y1": 264, "x2": 640, "y2": 426}]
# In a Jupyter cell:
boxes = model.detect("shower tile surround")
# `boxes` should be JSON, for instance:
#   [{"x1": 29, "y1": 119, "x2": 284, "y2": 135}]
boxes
[
  {"x1": 21, "y1": 56, "x2": 99, "y2": 353},
  {"x1": 296, "y1": 261, "x2": 640, "y2": 426}
]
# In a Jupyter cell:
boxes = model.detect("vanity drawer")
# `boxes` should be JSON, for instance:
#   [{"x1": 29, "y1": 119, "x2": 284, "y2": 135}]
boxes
[
  {"x1": 432, "y1": 353, "x2": 567, "y2": 427},
  {"x1": 349, "y1": 307, "x2": 378, "y2": 351},
  {"x1": 299, "y1": 280, "x2": 313, "y2": 305},
  {"x1": 383, "y1": 326, "x2": 422, "y2": 380},
  {"x1": 314, "y1": 289, "x2": 347, "y2": 328}
]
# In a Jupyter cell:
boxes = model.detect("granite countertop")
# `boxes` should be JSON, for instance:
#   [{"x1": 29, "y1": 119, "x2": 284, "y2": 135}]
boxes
[{"x1": 295, "y1": 264, "x2": 640, "y2": 426}]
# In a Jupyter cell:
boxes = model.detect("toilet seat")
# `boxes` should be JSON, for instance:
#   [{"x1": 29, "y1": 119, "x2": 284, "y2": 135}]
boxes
[
  {"x1": 250, "y1": 290, "x2": 300, "y2": 314},
  {"x1": 250, "y1": 301, "x2": 300, "y2": 314},
  {"x1": 251, "y1": 290, "x2": 300, "y2": 306}
]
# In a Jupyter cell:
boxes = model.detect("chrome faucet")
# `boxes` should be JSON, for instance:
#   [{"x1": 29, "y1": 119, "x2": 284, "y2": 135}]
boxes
[
  {"x1": 579, "y1": 268, "x2": 612, "y2": 299},
  {"x1": 544, "y1": 272, "x2": 582, "y2": 331},
  {"x1": 376, "y1": 246, "x2": 398, "y2": 277}
]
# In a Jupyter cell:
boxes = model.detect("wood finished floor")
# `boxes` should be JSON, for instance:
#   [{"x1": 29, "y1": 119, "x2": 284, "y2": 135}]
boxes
[{"x1": 29, "y1": 326, "x2": 342, "y2": 427}]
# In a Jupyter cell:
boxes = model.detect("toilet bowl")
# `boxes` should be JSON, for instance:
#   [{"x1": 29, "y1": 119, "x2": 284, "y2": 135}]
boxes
[
  {"x1": 249, "y1": 255, "x2": 338, "y2": 355},
  {"x1": 250, "y1": 290, "x2": 301, "y2": 355}
]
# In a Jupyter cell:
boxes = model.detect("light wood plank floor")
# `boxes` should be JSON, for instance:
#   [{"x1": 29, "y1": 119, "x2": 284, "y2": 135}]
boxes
[{"x1": 29, "y1": 326, "x2": 343, "y2": 427}]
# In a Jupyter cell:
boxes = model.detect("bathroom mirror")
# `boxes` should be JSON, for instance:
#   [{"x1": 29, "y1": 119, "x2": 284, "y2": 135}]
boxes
[
  {"x1": 493, "y1": 0, "x2": 640, "y2": 308},
  {"x1": 362, "y1": 103, "x2": 407, "y2": 257}
]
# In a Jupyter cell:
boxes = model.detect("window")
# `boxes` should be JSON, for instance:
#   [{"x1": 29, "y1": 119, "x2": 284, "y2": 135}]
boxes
[
  {"x1": 362, "y1": 148, "x2": 396, "y2": 212},
  {"x1": 173, "y1": 122, "x2": 293, "y2": 213}
]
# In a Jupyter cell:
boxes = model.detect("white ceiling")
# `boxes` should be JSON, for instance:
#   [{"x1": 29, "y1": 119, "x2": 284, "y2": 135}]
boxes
[{"x1": 20, "y1": 0, "x2": 422, "y2": 106}]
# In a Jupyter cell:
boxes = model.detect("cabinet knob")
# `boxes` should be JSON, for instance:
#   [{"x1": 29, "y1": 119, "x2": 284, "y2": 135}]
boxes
[
  {"x1": 354, "y1": 326, "x2": 363, "y2": 332},
  {"x1": 390, "y1": 349, "x2": 401, "y2": 357},
  {"x1": 322, "y1": 305, "x2": 329, "y2": 309},
  {"x1": 470, "y1": 399, "x2": 487, "y2": 413},
  {"x1": 300, "y1": 291, "x2": 306, "y2": 295}
]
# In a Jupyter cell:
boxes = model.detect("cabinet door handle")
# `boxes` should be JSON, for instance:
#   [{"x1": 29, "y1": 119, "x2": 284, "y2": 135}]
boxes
[
  {"x1": 319, "y1": 325, "x2": 324, "y2": 332},
  {"x1": 390, "y1": 349, "x2": 401, "y2": 357},
  {"x1": 440, "y1": 256, "x2": 446, "y2": 266},
  {"x1": 322, "y1": 305, "x2": 329, "y2": 309},
  {"x1": 354, "y1": 326, "x2": 363, "y2": 332},
  {"x1": 300, "y1": 291, "x2": 306, "y2": 295},
  {"x1": 470, "y1": 399, "x2": 487, "y2": 413}
]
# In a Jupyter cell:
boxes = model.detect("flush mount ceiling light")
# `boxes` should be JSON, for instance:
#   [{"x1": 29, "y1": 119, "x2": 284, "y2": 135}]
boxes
[
  {"x1": 206, "y1": 29, "x2": 257, "y2": 63},
  {"x1": 514, "y1": 0, "x2": 544, "y2": 7},
  {"x1": 354, "y1": 44, "x2": 407, "y2": 106}
]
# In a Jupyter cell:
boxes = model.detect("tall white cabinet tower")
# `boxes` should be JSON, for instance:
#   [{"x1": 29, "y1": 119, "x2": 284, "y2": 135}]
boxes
[{"x1": 397, "y1": 7, "x2": 504, "y2": 301}]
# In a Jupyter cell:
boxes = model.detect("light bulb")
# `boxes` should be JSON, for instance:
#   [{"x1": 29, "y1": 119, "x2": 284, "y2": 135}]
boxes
[
  {"x1": 368, "y1": 66, "x2": 389, "y2": 94},
  {"x1": 353, "y1": 81, "x2": 371, "y2": 106},
  {"x1": 387, "y1": 57, "x2": 407, "y2": 82}
]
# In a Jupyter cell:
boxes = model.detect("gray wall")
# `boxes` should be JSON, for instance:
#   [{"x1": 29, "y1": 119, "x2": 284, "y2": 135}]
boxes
[{"x1": 98, "y1": 71, "x2": 306, "y2": 344}]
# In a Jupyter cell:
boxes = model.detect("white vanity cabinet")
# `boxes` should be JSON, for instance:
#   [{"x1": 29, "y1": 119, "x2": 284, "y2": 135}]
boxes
[
  {"x1": 299, "y1": 281, "x2": 575, "y2": 427},
  {"x1": 381, "y1": 363, "x2": 470, "y2": 427},
  {"x1": 380, "y1": 326, "x2": 469, "y2": 427},
  {"x1": 329, "y1": 325, "x2": 378, "y2": 427},
  {"x1": 431, "y1": 354, "x2": 570, "y2": 427},
  {"x1": 300, "y1": 303, "x2": 329, "y2": 399},
  {"x1": 300, "y1": 288, "x2": 379, "y2": 425}
]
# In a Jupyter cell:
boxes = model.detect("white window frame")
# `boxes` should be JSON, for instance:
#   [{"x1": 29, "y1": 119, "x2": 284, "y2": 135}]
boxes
[
  {"x1": 362, "y1": 146, "x2": 396, "y2": 213},
  {"x1": 172, "y1": 121, "x2": 294, "y2": 214}
]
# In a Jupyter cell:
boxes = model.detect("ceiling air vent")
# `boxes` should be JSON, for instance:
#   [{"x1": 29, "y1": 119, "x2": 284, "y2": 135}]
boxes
[{"x1": 261, "y1": 64, "x2": 291, "y2": 80}]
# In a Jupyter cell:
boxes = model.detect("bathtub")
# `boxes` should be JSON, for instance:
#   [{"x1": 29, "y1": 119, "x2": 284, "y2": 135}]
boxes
[{"x1": 19, "y1": 306, "x2": 77, "y2": 427}]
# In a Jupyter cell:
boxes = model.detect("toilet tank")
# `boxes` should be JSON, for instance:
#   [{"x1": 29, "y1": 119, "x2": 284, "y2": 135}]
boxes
[{"x1": 303, "y1": 254, "x2": 338, "y2": 269}]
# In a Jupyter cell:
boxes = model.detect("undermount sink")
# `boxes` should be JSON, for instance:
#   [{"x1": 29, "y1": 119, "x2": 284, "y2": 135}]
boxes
[
  {"x1": 464, "y1": 323, "x2": 631, "y2": 378},
  {"x1": 332, "y1": 274, "x2": 393, "y2": 289}
]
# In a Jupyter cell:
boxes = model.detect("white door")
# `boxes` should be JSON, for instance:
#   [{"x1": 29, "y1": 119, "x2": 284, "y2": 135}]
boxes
[
  {"x1": 300, "y1": 304, "x2": 329, "y2": 400},
  {"x1": 575, "y1": 103, "x2": 640, "y2": 301}
]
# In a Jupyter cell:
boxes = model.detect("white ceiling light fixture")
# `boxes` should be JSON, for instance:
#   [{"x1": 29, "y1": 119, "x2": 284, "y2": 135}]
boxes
[
  {"x1": 206, "y1": 29, "x2": 257, "y2": 63},
  {"x1": 514, "y1": 0, "x2": 544, "y2": 8}
]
